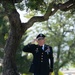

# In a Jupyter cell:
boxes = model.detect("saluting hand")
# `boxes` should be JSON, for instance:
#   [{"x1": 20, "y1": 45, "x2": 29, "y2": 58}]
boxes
[{"x1": 31, "y1": 39, "x2": 38, "y2": 44}]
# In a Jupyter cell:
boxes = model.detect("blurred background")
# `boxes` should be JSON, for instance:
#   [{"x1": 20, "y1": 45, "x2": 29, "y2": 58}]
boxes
[{"x1": 0, "y1": 0, "x2": 75, "y2": 75}]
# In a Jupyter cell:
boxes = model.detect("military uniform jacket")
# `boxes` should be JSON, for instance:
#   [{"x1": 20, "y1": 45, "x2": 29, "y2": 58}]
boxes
[{"x1": 23, "y1": 44, "x2": 53, "y2": 75}]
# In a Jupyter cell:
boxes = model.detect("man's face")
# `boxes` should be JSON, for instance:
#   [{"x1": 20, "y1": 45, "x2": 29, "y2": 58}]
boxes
[{"x1": 37, "y1": 38, "x2": 45, "y2": 46}]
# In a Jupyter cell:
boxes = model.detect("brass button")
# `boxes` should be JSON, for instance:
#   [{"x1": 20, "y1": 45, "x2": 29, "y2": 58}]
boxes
[
  {"x1": 41, "y1": 61, "x2": 43, "y2": 62},
  {"x1": 42, "y1": 53, "x2": 43, "y2": 54}
]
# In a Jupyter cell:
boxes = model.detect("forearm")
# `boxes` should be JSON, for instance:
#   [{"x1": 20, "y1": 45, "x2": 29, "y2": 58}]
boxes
[
  {"x1": 23, "y1": 43, "x2": 35, "y2": 53},
  {"x1": 23, "y1": 44, "x2": 31, "y2": 52}
]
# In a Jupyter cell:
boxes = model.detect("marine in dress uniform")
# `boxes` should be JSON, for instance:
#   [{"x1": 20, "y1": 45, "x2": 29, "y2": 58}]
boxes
[{"x1": 23, "y1": 34, "x2": 54, "y2": 75}]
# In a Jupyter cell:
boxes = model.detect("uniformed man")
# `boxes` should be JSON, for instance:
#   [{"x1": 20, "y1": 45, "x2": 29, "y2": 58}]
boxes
[{"x1": 23, "y1": 33, "x2": 54, "y2": 75}]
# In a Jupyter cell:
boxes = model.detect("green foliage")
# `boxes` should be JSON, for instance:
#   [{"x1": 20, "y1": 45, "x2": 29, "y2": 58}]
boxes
[
  {"x1": 52, "y1": 71, "x2": 64, "y2": 75},
  {"x1": 25, "y1": 0, "x2": 47, "y2": 11},
  {"x1": 24, "y1": 0, "x2": 75, "y2": 14},
  {"x1": 15, "y1": 3, "x2": 25, "y2": 11},
  {"x1": 71, "y1": 8, "x2": 75, "y2": 14},
  {"x1": 0, "y1": 16, "x2": 9, "y2": 47},
  {"x1": 0, "y1": 66, "x2": 2, "y2": 73},
  {"x1": 24, "y1": 11, "x2": 35, "y2": 18},
  {"x1": 22, "y1": 73, "x2": 32, "y2": 75},
  {"x1": 0, "y1": 7, "x2": 9, "y2": 73},
  {"x1": 0, "y1": 48, "x2": 4, "y2": 58},
  {"x1": 16, "y1": 42, "x2": 33, "y2": 74},
  {"x1": 0, "y1": 5, "x2": 9, "y2": 45},
  {"x1": 7, "y1": 3, "x2": 15, "y2": 10}
]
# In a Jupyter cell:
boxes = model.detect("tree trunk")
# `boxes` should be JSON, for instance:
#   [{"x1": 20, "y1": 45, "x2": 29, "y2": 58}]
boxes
[
  {"x1": 3, "y1": 33, "x2": 20, "y2": 75},
  {"x1": 2, "y1": 10, "x2": 25, "y2": 75}
]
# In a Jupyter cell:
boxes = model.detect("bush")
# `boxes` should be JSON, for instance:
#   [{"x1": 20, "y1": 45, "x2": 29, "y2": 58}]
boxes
[
  {"x1": 51, "y1": 71, "x2": 64, "y2": 75},
  {"x1": 22, "y1": 73, "x2": 32, "y2": 75}
]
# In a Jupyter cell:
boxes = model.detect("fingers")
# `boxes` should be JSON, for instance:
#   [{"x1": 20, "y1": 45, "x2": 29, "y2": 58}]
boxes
[{"x1": 31, "y1": 39, "x2": 38, "y2": 44}]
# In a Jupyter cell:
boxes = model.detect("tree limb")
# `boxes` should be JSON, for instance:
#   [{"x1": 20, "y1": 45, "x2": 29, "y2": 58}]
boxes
[
  {"x1": 22, "y1": 0, "x2": 75, "y2": 29},
  {"x1": 58, "y1": 0, "x2": 75, "y2": 11},
  {"x1": 1, "y1": 0, "x2": 75, "y2": 30},
  {"x1": 61, "y1": 4, "x2": 75, "y2": 11},
  {"x1": 22, "y1": 2, "x2": 58, "y2": 29}
]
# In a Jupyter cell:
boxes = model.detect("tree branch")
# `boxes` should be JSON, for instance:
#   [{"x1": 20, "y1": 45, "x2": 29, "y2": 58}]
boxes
[
  {"x1": 1, "y1": 0, "x2": 74, "y2": 30},
  {"x1": 0, "y1": 0, "x2": 22, "y2": 4},
  {"x1": 61, "y1": 4, "x2": 75, "y2": 11},
  {"x1": 22, "y1": 0, "x2": 75, "y2": 30},
  {"x1": 58, "y1": 0, "x2": 75, "y2": 11},
  {"x1": 22, "y1": 2, "x2": 58, "y2": 29}
]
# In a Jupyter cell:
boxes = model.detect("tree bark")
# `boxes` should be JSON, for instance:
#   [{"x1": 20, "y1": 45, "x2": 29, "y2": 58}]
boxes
[{"x1": 2, "y1": 9, "x2": 25, "y2": 75}]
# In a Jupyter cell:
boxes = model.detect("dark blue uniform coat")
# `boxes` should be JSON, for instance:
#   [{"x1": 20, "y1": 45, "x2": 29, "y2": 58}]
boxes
[{"x1": 23, "y1": 44, "x2": 53, "y2": 75}]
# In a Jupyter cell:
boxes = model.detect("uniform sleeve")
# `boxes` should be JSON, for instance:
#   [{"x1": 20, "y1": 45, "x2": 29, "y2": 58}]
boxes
[
  {"x1": 23, "y1": 43, "x2": 35, "y2": 53},
  {"x1": 49, "y1": 46, "x2": 54, "y2": 72}
]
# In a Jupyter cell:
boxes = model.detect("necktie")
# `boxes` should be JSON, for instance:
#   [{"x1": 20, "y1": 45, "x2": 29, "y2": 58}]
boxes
[{"x1": 42, "y1": 45, "x2": 44, "y2": 51}]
